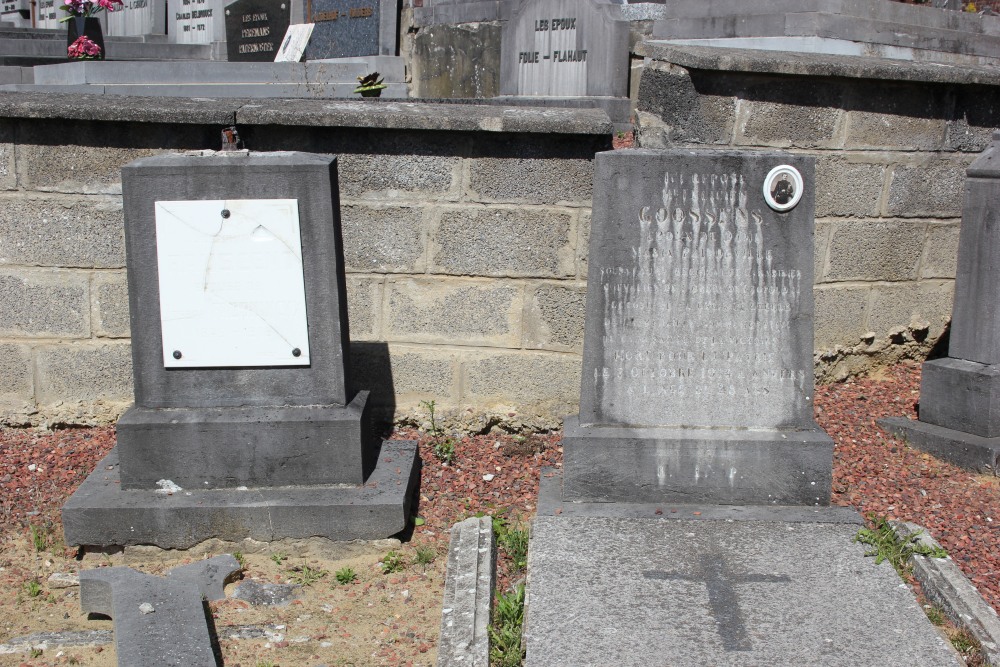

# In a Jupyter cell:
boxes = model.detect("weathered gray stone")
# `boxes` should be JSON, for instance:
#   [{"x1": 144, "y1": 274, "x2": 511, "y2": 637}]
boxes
[
  {"x1": 522, "y1": 282, "x2": 586, "y2": 351},
  {"x1": 0, "y1": 195, "x2": 125, "y2": 268},
  {"x1": 576, "y1": 209, "x2": 591, "y2": 278},
  {"x1": 918, "y1": 358, "x2": 1000, "y2": 439},
  {"x1": 79, "y1": 566, "x2": 217, "y2": 667},
  {"x1": 338, "y1": 152, "x2": 459, "y2": 202},
  {"x1": 881, "y1": 415, "x2": 1000, "y2": 475},
  {"x1": 432, "y1": 206, "x2": 575, "y2": 278},
  {"x1": 34, "y1": 342, "x2": 132, "y2": 404},
  {"x1": 438, "y1": 517, "x2": 495, "y2": 667},
  {"x1": 341, "y1": 204, "x2": 426, "y2": 273},
  {"x1": 0, "y1": 119, "x2": 13, "y2": 190},
  {"x1": 886, "y1": 159, "x2": 969, "y2": 218},
  {"x1": 814, "y1": 155, "x2": 886, "y2": 218},
  {"x1": 814, "y1": 221, "x2": 831, "y2": 283},
  {"x1": 462, "y1": 351, "x2": 580, "y2": 410},
  {"x1": 0, "y1": 269, "x2": 89, "y2": 337},
  {"x1": 384, "y1": 278, "x2": 521, "y2": 347},
  {"x1": 232, "y1": 580, "x2": 298, "y2": 606},
  {"x1": 636, "y1": 61, "x2": 736, "y2": 145},
  {"x1": 844, "y1": 85, "x2": 948, "y2": 151},
  {"x1": 411, "y1": 22, "x2": 501, "y2": 99},
  {"x1": 47, "y1": 571, "x2": 79, "y2": 588},
  {"x1": 736, "y1": 84, "x2": 845, "y2": 149},
  {"x1": 467, "y1": 157, "x2": 593, "y2": 205},
  {"x1": 0, "y1": 630, "x2": 113, "y2": 654},
  {"x1": 867, "y1": 280, "x2": 952, "y2": 340},
  {"x1": 523, "y1": 514, "x2": 959, "y2": 667},
  {"x1": 345, "y1": 275, "x2": 383, "y2": 341},
  {"x1": 166, "y1": 554, "x2": 241, "y2": 601},
  {"x1": 0, "y1": 343, "x2": 32, "y2": 415},
  {"x1": 813, "y1": 286, "x2": 871, "y2": 350},
  {"x1": 91, "y1": 271, "x2": 130, "y2": 338},
  {"x1": 825, "y1": 221, "x2": 925, "y2": 282},
  {"x1": 922, "y1": 224, "x2": 961, "y2": 279}
]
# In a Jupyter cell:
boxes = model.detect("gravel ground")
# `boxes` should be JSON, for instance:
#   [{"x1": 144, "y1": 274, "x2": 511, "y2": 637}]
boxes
[{"x1": 0, "y1": 360, "x2": 998, "y2": 654}]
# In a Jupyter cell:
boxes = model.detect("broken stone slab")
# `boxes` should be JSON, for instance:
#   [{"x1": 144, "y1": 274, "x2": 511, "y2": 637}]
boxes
[
  {"x1": 232, "y1": 579, "x2": 299, "y2": 606},
  {"x1": 0, "y1": 630, "x2": 113, "y2": 654},
  {"x1": 438, "y1": 516, "x2": 495, "y2": 667},
  {"x1": 165, "y1": 554, "x2": 242, "y2": 601},
  {"x1": 894, "y1": 521, "x2": 1000, "y2": 666},
  {"x1": 47, "y1": 572, "x2": 80, "y2": 588},
  {"x1": 79, "y1": 567, "x2": 217, "y2": 666}
]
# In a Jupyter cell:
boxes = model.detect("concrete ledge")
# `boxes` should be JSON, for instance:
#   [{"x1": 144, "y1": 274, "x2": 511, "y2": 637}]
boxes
[
  {"x1": 62, "y1": 439, "x2": 420, "y2": 548},
  {"x1": 879, "y1": 416, "x2": 1000, "y2": 475},
  {"x1": 438, "y1": 516, "x2": 496, "y2": 667},
  {"x1": 893, "y1": 521, "x2": 1000, "y2": 666}
]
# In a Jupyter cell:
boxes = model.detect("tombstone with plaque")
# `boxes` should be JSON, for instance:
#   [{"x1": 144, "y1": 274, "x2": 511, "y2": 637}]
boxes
[
  {"x1": 302, "y1": 0, "x2": 395, "y2": 60},
  {"x1": 33, "y1": 0, "x2": 61, "y2": 29},
  {"x1": 106, "y1": 0, "x2": 165, "y2": 37},
  {"x1": 225, "y1": 0, "x2": 289, "y2": 61},
  {"x1": 1, "y1": 0, "x2": 31, "y2": 28},
  {"x1": 561, "y1": 149, "x2": 833, "y2": 506},
  {"x1": 62, "y1": 151, "x2": 419, "y2": 548},
  {"x1": 168, "y1": 0, "x2": 225, "y2": 44}
]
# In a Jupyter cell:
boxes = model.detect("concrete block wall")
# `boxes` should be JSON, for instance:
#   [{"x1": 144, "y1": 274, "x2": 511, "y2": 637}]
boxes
[{"x1": 635, "y1": 52, "x2": 997, "y2": 381}]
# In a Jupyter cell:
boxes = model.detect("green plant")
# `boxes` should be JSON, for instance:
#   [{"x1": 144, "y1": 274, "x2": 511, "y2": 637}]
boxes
[
  {"x1": 925, "y1": 605, "x2": 946, "y2": 626},
  {"x1": 233, "y1": 552, "x2": 247, "y2": 571},
  {"x1": 381, "y1": 550, "x2": 405, "y2": 574},
  {"x1": 29, "y1": 524, "x2": 48, "y2": 553},
  {"x1": 489, "y1": 585, "x2": 525, "y2": 667},
  {"x1": 949, "y1": 627, "x2": 983, "y2": 657},
  {"x1": 433, "y1": 437, "x2": 457, "y2": 465},
  {"x1": 415, "y1": 546, "x2": 436, "y2": 568},
  {"x1": 23, "y1": 579, "x2": 42, "y2": 598},
  {"x1": 288, "y1": 564, "x2": 328, "y2": 587},
  {"x1": 495, "y1": 518, "x2": 529, "y2": 573},
  {"x1": 270, "y1": 552, "x2": 288, "y2": 565},
  {"x1": 257, "y1": 661, "x2": 277, "y2": 667},
  {"x1": 420, "y1": 399, "x2": 442, "y2": 435},
  {"x1": 335, "y1": 566, "x2": 357, "y2": 585},
  {"x1": 853, "y1": 515, "x2": 947, "y2": 577}
]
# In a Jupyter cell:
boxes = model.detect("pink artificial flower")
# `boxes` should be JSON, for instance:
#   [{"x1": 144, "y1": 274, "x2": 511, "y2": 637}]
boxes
[{"x1": 67, "y1": 35, "x2": 101, "y2": 59}]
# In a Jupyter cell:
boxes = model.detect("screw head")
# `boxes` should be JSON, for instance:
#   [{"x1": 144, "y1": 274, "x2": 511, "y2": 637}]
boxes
[
  {"x1": 172, "y1": 350, "x2": 182, "y2": 360},
  {"x1": 292, "y1": 348, "x2": 302, "y2": 357},
  {"x1": 221, "y1": 209, "x2": 231, "y2": 219}
]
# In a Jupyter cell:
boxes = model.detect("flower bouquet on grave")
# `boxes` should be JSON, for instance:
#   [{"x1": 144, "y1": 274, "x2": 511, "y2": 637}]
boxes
[
  {"x1": 62, "y1": 0, "x2": 123, "y2": 61},
  {"x1": 61, "y1": 0, "x2": 123, "y2": 21},
  {"x1": 354, "y1": 72, "x2": 388, "y2": 98},
  {"x1": 67, "y1": 34, "x2": 102, "y2": 59}
]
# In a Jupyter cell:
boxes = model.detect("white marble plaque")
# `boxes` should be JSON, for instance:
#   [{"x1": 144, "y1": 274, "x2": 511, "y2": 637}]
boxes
[
  {"x1": 154, "y1": 199, "x2": 310, "y2": 368},
  {"x1": 274, "y1": 22, "x2": 313, "y2": 62}
]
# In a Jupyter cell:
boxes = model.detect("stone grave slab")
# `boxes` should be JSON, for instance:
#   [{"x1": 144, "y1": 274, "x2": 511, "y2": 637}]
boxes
[
  {"x1": 880, "y1": 131, "x2": 1000, "y2": 475},
  {"x1": 106, "y1": 0, "x2": 165, "y2": 36},
  {"x1": 168, "y1": 0, "x2": 225, "y2": 44},
  {"x1": 523, "y1": 513, "x2": 960, "y2": 667},
  {"x1": 499, "y1": 0, "x2": 629, "y2": 98},
  {"x1": 225, "y1": 0, "x2": 290, "y2": 61},
  {"x1": 32, "y1": 0, "x2": 60, "y2": 28},
  {"x1": 562, "y1": 148, "x2": 832, "y2": 506},
  {"x1": 303, "y1": 0, "x2": 396, "y2": 60}
]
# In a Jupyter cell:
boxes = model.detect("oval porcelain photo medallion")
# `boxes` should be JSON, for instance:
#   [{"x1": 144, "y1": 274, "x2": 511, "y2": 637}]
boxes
[{"x1": 763, "y1": 164, "x2": 803, "y2": 212}]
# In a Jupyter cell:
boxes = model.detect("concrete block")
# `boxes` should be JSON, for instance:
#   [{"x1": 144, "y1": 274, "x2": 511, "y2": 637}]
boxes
[
  {"x1": 868, "y1": 280, "x2": 953, "y2": 340},
  {"x1": 736, "y1": 82, "x2": 845, "y2": 149},
  {"x1": 814, "y1": 221, "x2": 831, "y2": 284},
  {"x1": 0, "y1": 195, "x2": 125, "y2": 268},
  {"x1": 0, "y1": 269, "x2": 90, "y2": 337},
  {"x1": 337, "y1": 150, "x2": 460, "y2": 201},
  {"x1": 384, "y1": 278, "x2": 521, "y2": 347},
  {"x1": 438, "y1": 516, "x2": 495, "y2": 667},
  {"x1": 522, "y1": 282, "x2": 586, "y2": 352},
  {"x1": 346, "y1": 275, "x2": 383, "y2": 341},
  {"x1": 917, "y1": 357, "x2": 1000, "y2": 438},
  {"x1": 467, "y1": 157, "x2": 593, "y2": 206},
  {"x1": 462, "y1": 351, "x2": 580, "y2": 411},
  {"x1": 814, "y1": 155, "x2": 887, "y2": 218},
  {"x1": 921, "y1": 224, "x2": 961, "y2": 279},
  {"x1": 577, "y1": 209, "x2": 591, "y2": 279},
  {"x1": 635, "y1": 61, "x2": 736, "y2": 145},
  {"x1": 0, "y1": 342, "x2": 32, "y2": 401},
  {"x1": 91, "y1": 271, "x2": 129, "y2": 338},
  {"x1": 350, "y1": 342, "x2": 457, "y2": 408},
  {"x1": 0, "y1": 119, "x2": 12, "y2": 190},
  {"x1": 948, "y1": 86, "x2": 1000, "y2": 153},
  {"x1": 166, "y1": 555, "x2": 242, "y2": 602},
  {"x1": 34, "y1": 342, "x2": 133, "y2": 404},
  {"x1": 432, "y1": 206, "x2": 575, "y2": 278},
  {"x1": 341, "y1": 204, "x2": 426, "y2": 273},
  {"x1": 844, "y1": 85, "x2": 948, "y2": 151},
  {"x1": 825, "y1": 221, "x2": 925, "y2": 282},
  {"x1": 814, "y1": 286, "x2": 871, "y2": 349},
  {"x1": 887, "y1": 159, "x2": 970, "y2": 218}
]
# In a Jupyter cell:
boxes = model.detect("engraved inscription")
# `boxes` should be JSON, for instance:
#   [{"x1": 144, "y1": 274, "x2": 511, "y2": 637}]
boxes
[
  {"x1": 516, "y1": 13, "x2": 587, "y2": 96},
  {"x1": 594, "y1": 171, "x2": 806, "y2": 428}
]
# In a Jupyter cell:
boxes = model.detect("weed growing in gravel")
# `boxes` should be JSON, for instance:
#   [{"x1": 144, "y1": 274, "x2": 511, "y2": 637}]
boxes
[
  {"x1": 924, "y1": 605, "x2": 946, "y2": 626},
  {"x1": 495, "y1": 517, "x2": 529, "y2": 572},
  {"x1": 420, "y1": 399, "x2": 442, "y2": 435},
  {"x1": 415, "y1": 546, "x2": 437, "y2": 568},
  {"x1": 854, "y1": 515, "x2": 947, "y2": 577},
  {"x1": 23, "y1": 579, "x2": 42, "y2": 598},
  {"x1": 233, "y1": 552, "x2": 247, "y2": 572},
  {"x1": 433, "y1": 437, "x2": 457, "y2": 464},
  {"x1": 30, "y1": 648, "x2": 42, "y2": 658},
  {"x1": 29, "y1": 525, "x2": 47, "y2": 553},
  {"x1": 270, "y1": 552, "x2": 288, "y2": 565},
  {"x1": 381, "y1": 550, "x2": 405, "y2": 574},
  {"x1": 335, "y1": 566, "x2": 357, "y2": 585},
  {"x1": 490, "y1": 584, "x2": 525, "y2": 667},
  {"x1": 948, "y1": 627, "x2": 986, "y2": 665},
  {"x1": 288, "y1": 564, "x2": 328, "y2": 586}
]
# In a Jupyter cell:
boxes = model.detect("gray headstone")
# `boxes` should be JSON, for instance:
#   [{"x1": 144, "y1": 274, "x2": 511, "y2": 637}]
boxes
[
  {"x1": 1, "y1": 0, "x2": 30, "y2": 28},
  {"x1": 303, "y1": 0, "x2": 396, "y2": 60},
  {"x1": 880, "y1": 132, "x2": 1000, "y2": 474},
  {"x1": 106, "y1": 0, "x2": 166, "y2": 36},
  {"x1": 168, "y1": 0, "x2": 226, "y2": 43},
  {"x1": 33, "y1": 0, "x2": 61, "y2": 28},
  {"x1": 499, "y1": 0, "x2": 629, "y2": 98},
  {"x1": 562, "y1": 149, "x2": 833, "y2": 505},
  {"x1": 224, "y1": 0, "x2": 290, "y2": 61}
]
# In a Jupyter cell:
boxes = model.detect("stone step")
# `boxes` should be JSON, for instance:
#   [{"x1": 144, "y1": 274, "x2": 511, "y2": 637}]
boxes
[
  {"x1": 0, "y1": 35, "x2": 216, "y2": 59},
  {"x1": 0, "y1": 80, "x2": 409, "y2": 98}
]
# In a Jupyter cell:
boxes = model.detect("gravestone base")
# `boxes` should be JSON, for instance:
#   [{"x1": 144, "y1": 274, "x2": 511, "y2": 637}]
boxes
[
  {"x1": 62, "y1": 440, "x2": 419, "y2": 549},
  {"x1": 562, "y1": 416, "x2": 833, "y2": 506},
  {"x1": 916, "y1": 358, "x2": 1000, "y2": 437},
  {"x1": 493, "y1": 95, "x2": 633, "y2": 132},
  {"x1": 879, "y1": 417, "x2": 1000, "y2": 475},
  {"x1": 117, "y1": 391, "x2": 375, "y2": 490}
]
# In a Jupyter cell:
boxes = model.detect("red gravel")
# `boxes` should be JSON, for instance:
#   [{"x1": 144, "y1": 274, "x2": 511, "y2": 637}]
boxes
[{"x1": 2, "y1": 361, "x2": 998, "y2": 613}]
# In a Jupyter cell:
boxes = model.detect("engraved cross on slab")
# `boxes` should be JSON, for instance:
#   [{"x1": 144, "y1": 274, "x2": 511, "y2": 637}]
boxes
[{"x1": 643, "y1": 555, "x2": 790, "y2": 652}]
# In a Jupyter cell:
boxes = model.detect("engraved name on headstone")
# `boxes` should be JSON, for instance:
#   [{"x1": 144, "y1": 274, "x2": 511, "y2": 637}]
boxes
[
  {"x1": 302, "y1": 0, "x2": 395, "y2": 59},
  {"x1": 33, "y1": 0, "x2": 60, "y2": 29},
  {"x1": 168, "y1": 0, "x2": 225, "y2": 43},
  {"x1": 225, "y1": 0, "x2": 290, "y2": 61},
  {"x1": 1, "y1": 0, "x2": 30, "y2": 28},
  {"x1": 106, "y1": 0, "x2": 165, "y2": 36},
  {"x1": 499, "y1": 0, "x2": 628, "y2": 98}
]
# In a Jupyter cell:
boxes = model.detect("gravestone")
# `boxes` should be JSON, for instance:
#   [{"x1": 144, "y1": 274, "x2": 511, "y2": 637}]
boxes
[
  {"x1": 562, "y1": 149, "x2": 833, "y2": 506},
  {"x1": 1, "y1": 0, "x2": 31, "y2": 28},
  {"x1": 225, "y1": 0, "x2": 290, "y2": 61},
  {"x1": 499, "y1": 0, "x2": 628, "y2": 98},
  {"x1": 168, "y1": 0, "x2": 225, "y2": 44},
  {"x1": 881, "y1": 133, "x2": 1000, "y2": 475},
  {"x1": 33, "y1": 0, "x2": 60, "y2": 29},
  {"x1": 62, "y1": 151, "x2": 418, "y2": 548},
  {"x1": 106, "y1": 0, "x2": 165, "y2": 36},
  {"x1": 302, "y1": 0, "x2": 396, "y2": 60}
]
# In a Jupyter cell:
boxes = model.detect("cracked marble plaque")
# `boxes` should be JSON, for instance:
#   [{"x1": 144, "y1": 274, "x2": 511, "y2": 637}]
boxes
[{"x1": 154, "y1": 199, "x2": 310, "y2": 368}]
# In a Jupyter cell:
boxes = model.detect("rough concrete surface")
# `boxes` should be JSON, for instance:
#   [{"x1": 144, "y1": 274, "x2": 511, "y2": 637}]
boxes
[{"x1": 438, "y1": 517, "x2": 495, "y2": 667}]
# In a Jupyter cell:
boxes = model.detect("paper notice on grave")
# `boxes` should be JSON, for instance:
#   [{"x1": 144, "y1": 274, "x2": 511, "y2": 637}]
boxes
[
  {"x1": 274, "y1": 22, "x2": 313, "y2": 61},
  {"x1": 154, "y1": 199, "x2": 310, "y2": 368},
  {"x1": 225, "y1": 0, "x2": 290, "y2": 61}
]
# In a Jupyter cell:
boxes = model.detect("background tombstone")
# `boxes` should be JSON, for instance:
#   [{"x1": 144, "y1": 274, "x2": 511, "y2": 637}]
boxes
[
  {"x1": 562, "y1": 149, "x2": 833, "y2": 506},
  {"x1": 62, "y1": 151, "x2": 418, "y2": 548},
  {"x1": 32, "y1": 0, "x2": 61, "y2": 29},
  {"x1": 881, "y1": 133, "x2": 1000, "y2": 474},
  {"x1": 106, "y1": 0, "x2": 166, "y2": 36},
  {"x1": 499, "y1": 0, "x2": 628, "y2": 98},
  {"x1": 302, "y1": 0, "x2": 396, "y2": 60},
  {"x1": 1, "y1": 0, "x2": 31, "y2": 28},
  {"x1": 168, "y1": 0, "x2": 225, "y2": 44},
  {"x1": 225, "y1": 0, "x2": 290, "y2": 61}
]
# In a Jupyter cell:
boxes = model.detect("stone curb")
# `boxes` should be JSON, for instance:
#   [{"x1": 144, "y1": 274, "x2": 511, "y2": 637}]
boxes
[
  {"x1": 892, "y1": 521, "x2": 1000, "y2": 666},
  {"x1": 437, "y1": 516, "x2": 496, "y2": 667}
]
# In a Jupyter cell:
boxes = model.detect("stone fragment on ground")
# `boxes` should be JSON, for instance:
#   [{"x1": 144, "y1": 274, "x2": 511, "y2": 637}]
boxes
[
  {"x1": 232, "y1": 579, "x2": 299, "y2": 606},
  {"x1": 47, "y1": 571, "x2": 80, "y2": 588},
  {"x1": 166, "y1": 553, "x2": 242, "y2": 601},
  {"x1": 0, "y1": 630, "x2": 113, "y2": 654}
]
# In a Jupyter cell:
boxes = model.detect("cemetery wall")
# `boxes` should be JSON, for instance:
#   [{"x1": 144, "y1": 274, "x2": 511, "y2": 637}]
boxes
[{"x1": 635, "y1": 45, "x2": 996, "y2": 384}]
